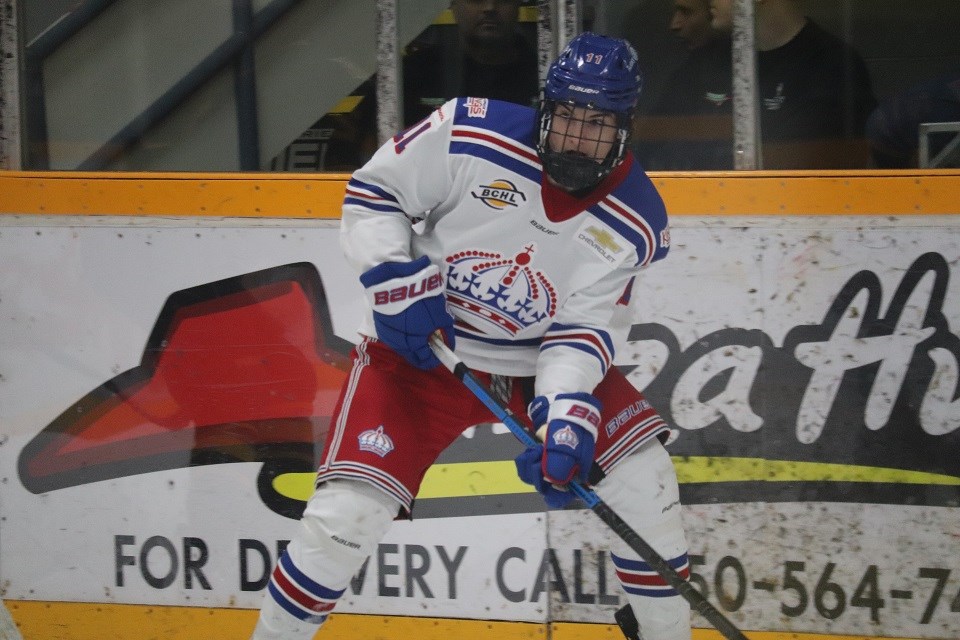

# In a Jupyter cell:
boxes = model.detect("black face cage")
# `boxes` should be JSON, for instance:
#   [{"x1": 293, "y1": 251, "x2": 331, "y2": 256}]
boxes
[{"x1": 536, "y1": 99, "x2": 633, "y2": 192}]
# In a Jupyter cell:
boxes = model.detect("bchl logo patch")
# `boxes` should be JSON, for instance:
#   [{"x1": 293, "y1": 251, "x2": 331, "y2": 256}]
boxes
[
  {"x1": 358, "y1": 425, "x2": 394, "y2": 457},
  {"x1": 551, "y1": 425, "x2": 580, "y2": 449},
  {"x1": 471, "y1": 179, "x2": 527, "y2": 210}
]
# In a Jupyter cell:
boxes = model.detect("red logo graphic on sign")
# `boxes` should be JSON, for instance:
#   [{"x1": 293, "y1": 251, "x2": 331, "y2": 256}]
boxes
[{"x1": 17, "y1": 263, "x2": 353, "y2": 519}]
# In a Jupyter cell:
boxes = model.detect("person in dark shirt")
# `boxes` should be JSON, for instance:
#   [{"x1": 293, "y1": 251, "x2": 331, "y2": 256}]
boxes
[
  {"x1": 402, "y1": 0, "x2": 539, "y2": 127},
  {"x1": 636, "y1": 0, "x2": 732, "y2": 169},
  {"x1": 637, "y1": 0, "x2": 876, "y2": 169},
  {"x1": 710, "y1": 0, "x2": 877, "y2": 168}
]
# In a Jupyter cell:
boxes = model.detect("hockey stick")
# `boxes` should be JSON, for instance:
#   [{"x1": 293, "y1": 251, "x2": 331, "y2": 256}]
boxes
[{"x1": 428, "y1": 335, "x2": 750, "y2": 640}]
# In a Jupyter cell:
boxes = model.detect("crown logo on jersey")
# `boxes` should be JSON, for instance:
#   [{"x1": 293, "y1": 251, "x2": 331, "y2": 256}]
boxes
[
  {"x1": 358, "y1": 425, "x2": 394, "y2": 457},
  {"x1": 445, "y1": 244, "x2": 557, "y2": 337},
  {"x1": 551, "y1": 425, "x2": 580, "y2": 450}
]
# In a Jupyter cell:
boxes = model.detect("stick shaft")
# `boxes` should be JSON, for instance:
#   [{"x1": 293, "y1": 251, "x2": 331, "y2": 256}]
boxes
[{"x1": 428, "y1": 335, "x2": 750, "y2": 640}]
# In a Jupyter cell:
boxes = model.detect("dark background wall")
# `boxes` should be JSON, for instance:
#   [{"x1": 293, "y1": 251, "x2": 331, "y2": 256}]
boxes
[{"x1": 803, "y1": 0, "x2": 960, "y2": 99}]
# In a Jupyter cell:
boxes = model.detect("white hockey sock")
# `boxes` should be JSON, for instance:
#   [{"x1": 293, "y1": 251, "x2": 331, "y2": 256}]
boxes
[
  {"x1": 251, "y1": 479, "x2": 401, "y2": 640},
  {"x1": 595, "y1": 440, "x2": 692, "y2": 640}
]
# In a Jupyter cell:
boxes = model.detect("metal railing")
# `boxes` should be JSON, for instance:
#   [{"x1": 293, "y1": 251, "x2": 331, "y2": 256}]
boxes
[
  {"x1": 24, "y1": 0, "x2": 306, "y2": 170},
  {"x1": 919, "y1": 121, "x2": 960, "y2": 168}
]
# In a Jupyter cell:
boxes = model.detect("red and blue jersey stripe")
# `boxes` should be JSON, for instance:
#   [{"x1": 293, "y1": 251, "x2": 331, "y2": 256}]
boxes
[
  {"x1": 344, "y1": 178, "x2": 405, "y2": 215},
  {"x1": 540, "y1": 322, "x2": 615, "y2": 375}
]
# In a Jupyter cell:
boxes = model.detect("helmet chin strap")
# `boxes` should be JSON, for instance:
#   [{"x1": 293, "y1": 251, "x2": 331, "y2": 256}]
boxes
[{"x1": 542, "y1": 152, "x2": 605, "y2": 192}]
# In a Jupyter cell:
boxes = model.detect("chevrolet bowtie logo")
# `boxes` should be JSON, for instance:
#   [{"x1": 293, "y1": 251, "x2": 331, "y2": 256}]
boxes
[{"x1": 585, "y1": 226, "x2": 622, "y2": 253}]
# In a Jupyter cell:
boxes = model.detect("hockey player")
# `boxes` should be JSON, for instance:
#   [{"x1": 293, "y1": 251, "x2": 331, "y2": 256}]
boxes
[{"x1": 251, "y1": 32, "x2": 691, "y2": 640}]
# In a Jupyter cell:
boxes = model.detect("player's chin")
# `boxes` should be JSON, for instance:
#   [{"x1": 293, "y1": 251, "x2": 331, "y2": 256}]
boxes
[{"x1": 563, "y1": 150, "x2": 604, "y2": 164}]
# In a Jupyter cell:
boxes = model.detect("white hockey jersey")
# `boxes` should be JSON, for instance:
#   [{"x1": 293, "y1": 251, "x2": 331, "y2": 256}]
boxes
[{"x1": 341, "y1": 97, "x2": 670, "y2": 396}]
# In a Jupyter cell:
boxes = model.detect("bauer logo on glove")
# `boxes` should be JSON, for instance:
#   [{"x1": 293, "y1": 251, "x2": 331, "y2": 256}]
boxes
[
  {"x1": 360, "y1": 256, "x2": 455, "y2": 370},
  {"x1": 371, "y1": 271, "x2": 443, "y2": 307},
  {"x1": 565, "y1": 402, "x2": 601, "y2": 428}
]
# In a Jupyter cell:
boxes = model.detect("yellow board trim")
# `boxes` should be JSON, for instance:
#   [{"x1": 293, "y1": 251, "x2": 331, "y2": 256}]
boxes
[
  {"x1": 0, "y1": 172, "x2": 350, "y2": 219},
  {"x1": 673, "y1": 456, "x2": 960, "y2": 486},
  {"x1": 648, "y1": 170, "x2": 960, "y2": 216},
  {"x1": 272, "y1": 457, "x2": 960, "y2": 502},
  {"x1": 0, "y1": 171, "x2": 959, "y2": 218},
  {"x1": 5, "y1": 601, "x2": 925, "y2": 640},
  {"x1": 274, "y1": 460, "x2": 534, "y2": 501}
]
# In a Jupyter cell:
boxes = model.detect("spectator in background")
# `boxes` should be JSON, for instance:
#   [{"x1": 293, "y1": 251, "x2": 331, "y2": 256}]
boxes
[
  {"x1": 635, "y1": 0, "x2": 876, "y2": 170},
  {"x1": 619, "y1": 0, "x2": 691, "y2": 116},
  {"x1": 709, "y1": 0, "x2": 877, "y2": 168},
  {"x1": 866, "y1": 69, "x2": 960, "y2": 168},
  {"x1": 635, "y1": 0, "x2": 733, "y2": 169},
  {"x1": 403, "y1": 0, "x2": 540, "y2": 126},
  {"x1": 669, "y1": 0, "x2": 715, "y2": 50}
]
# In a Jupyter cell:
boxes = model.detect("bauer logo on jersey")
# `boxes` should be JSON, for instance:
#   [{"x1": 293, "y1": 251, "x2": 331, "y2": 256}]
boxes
[
  {"x1": 471, "y1": 179, "x2": 528, "y2": 210},
  {"x1": 445, "y1": 244, "x2": 557, "y2": 338},
  {"x1": 575, "y1": 219, "x2": 629, "y2": 266},
  {"x1": 358, "y1": 425, "x2": 394, "y2": 457}
]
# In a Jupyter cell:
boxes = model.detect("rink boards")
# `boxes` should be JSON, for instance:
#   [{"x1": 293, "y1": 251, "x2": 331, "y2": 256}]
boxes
[{"x1": 0, "y1": 171, "x2": 958, "y2": 640}]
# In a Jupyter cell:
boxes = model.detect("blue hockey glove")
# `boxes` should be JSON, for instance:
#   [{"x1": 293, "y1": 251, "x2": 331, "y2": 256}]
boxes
[
  {"x1": 360, "y1": 256, "x2": 455, "y2": 370},
  {"x1": 515, "y1": 447, "x2": 577, "y2": 509},
  {"x1": 515, "y1": 392, "x2": 601, "y2": 508}
]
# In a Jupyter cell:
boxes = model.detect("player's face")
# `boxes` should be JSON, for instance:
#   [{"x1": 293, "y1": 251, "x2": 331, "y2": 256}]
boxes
[
  {"x1": 671, "y1": 0, "x2": 713, "y2": 49},
  {"x1": 452, "y1": 0, "x2": 520, "y2": 46},
  {"x1": 547, "y1": 103, "x2": 618, "y2": 165},
  {"x1": 709, "y1": 0, "x2": 733, "y2": 32}
]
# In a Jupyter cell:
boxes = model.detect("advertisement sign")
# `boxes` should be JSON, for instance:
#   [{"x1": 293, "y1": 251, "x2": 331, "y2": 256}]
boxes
[{"x1": 1, "y1": 213, "x2": 958, "y2": 638}]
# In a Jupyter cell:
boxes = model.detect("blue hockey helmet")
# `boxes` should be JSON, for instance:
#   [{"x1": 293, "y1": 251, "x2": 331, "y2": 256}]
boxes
[
  {"x1": 543, "y1": 32, "x2": 643, "y2": 113},
  {"x1": 537, "y1": 33, "x2": 643, "y2": 191}
]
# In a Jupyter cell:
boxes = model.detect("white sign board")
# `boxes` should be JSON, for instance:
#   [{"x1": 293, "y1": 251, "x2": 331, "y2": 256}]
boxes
[{"x1": 1, "y1": 214, "x2": 958, "y2": 638}]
